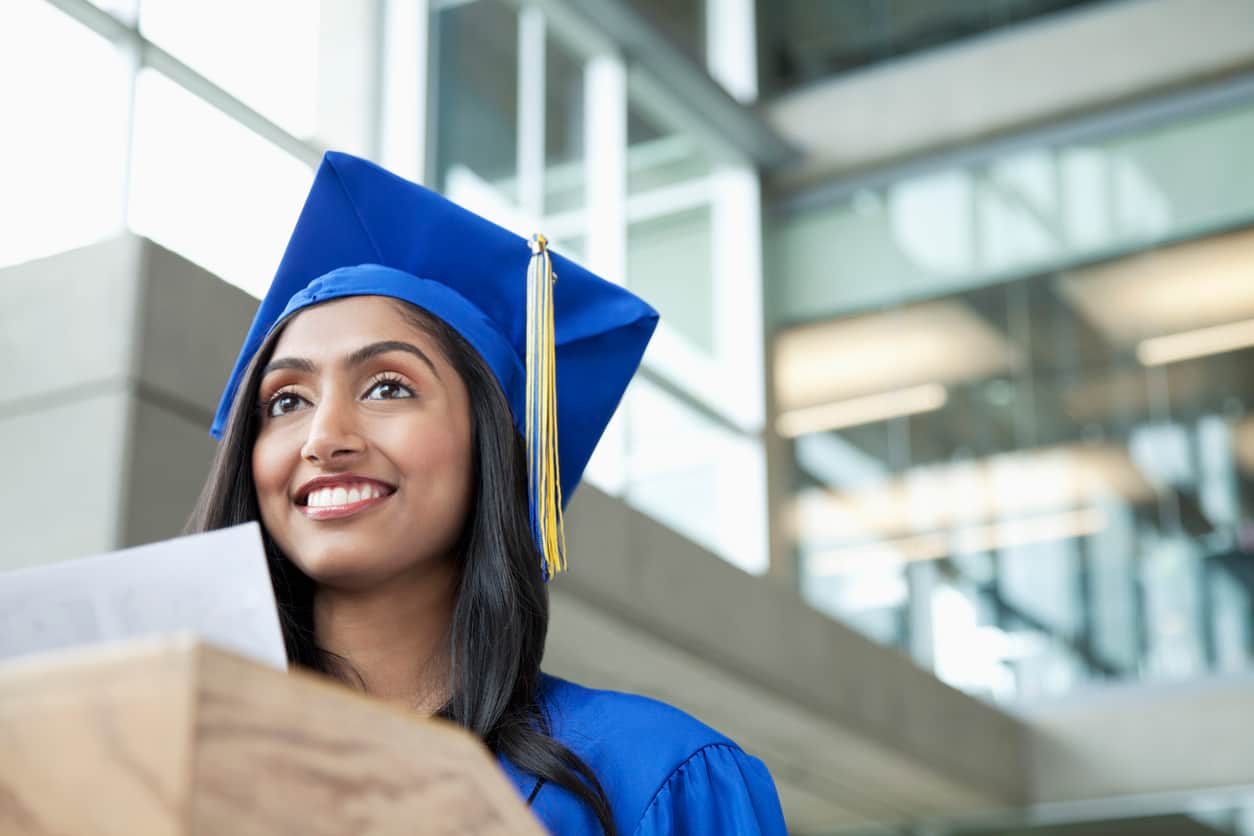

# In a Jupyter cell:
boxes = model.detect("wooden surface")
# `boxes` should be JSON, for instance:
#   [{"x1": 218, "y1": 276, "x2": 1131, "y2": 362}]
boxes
[{"x1": 0, "y1": 636, "x2": 546, "y2": 835}]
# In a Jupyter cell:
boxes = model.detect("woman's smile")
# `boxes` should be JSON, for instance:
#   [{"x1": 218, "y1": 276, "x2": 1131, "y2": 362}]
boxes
[{"x1": 295, "y1": 474, "x2": 397, "y2": 521}]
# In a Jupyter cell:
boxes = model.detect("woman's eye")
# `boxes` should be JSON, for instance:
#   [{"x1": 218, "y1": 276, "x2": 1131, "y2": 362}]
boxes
[
  {"x1": 365, "y1": 379, "x2": 414, "y2": 401},
  {"x1": 266, "y1": 392, "x2": 308, "y2": 417}
]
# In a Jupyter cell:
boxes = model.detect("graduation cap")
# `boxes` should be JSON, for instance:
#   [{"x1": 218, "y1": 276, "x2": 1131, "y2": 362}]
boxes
[{"x1": 212, "y1": 151, "x2": 658, "y2": 578}]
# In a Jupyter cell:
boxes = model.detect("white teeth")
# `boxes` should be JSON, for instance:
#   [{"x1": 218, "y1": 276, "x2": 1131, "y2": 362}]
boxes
[{"x1": 304, "y1": 483, "x2": 385, "y2": 508}]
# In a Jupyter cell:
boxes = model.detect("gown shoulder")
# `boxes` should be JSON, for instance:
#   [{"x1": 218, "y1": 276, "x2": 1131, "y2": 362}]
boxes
[{"x1": 499, "y1": 674, "x2": 787, "y2": 835}]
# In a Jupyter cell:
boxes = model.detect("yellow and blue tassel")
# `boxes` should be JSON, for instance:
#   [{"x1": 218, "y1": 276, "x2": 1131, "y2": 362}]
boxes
[{"x1": 525, "y1": 234, "x2": 566, "y2": 579}]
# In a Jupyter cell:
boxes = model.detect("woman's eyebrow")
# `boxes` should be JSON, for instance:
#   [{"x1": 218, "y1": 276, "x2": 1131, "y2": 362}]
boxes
[
  {"x1": 261, "y1": 356, "x2": 315, "y2": 377},
  {"x1": 262, "y1": 340, "x2": 441, "y2": 380},
  {"x1": 347, "y1": 340, "x2": 441, "y2": 380}
]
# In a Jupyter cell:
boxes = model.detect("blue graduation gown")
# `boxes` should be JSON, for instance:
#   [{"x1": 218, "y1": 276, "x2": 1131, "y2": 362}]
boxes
[{"x1": 499, "y1": 674, "x2": 787, "y2": 835}]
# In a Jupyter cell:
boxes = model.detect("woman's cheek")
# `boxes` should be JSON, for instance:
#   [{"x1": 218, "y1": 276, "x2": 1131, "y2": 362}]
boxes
[{"x1": 251, "y1": 436, "x2": 290, "y2": 517}]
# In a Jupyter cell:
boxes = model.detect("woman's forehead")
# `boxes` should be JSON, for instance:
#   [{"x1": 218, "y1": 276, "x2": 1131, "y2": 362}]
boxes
[{"x1": 272, "y1": 296, "x2": 436, "y2": 358}]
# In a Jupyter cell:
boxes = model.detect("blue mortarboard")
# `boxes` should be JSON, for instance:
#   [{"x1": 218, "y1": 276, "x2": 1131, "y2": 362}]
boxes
[{"x1": 212, "y1": 151, "x2": 658, "y2": 577}]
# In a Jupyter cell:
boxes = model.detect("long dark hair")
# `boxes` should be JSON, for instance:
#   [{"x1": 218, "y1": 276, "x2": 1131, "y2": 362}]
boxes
[{"x1": 188, "y1": 299, "x2": 615, "y2": 834}]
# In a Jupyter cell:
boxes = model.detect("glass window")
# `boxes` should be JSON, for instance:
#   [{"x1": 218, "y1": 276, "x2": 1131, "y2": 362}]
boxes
[
  {"x1": 802, "y1": 556, "x2": 907, "y2": 649},
  {"x1": 128, "y1": 69, "x2": 312, "y2": 298},
  {"x1": 139, "y1": 0, "x2": 319, "y2": 138},
  {"x1": 628, "y1": 206, "x2": 714, "y2": 355},
  {"x1": 977, "y1": 154, "x2": 1059, "y2": 271},
  {"x1": 931, "y1": 579, "x2": 1019, "y2": 699},
  {"x1": 1107, "y1": 104, "x2": 1254, "y2": 236},
  {"x1": 796, "y1": 421, "x2": 912, "y2": 641},
  {"x1": 1087, "y1": 500, "x2": 1140, "y2": 672},
  {"x1": 625, "y1": 93, "x2": 763, "y2": 430},
  {"x1": 1141, "y1": 538, "x2": 1207, "y2": 679},
  {"x1": 427, "y1": 1, "x2": 768, "y2": 575},
  {"x1": 773, "y1": 100, "x2": 1254, "y2": 326},
  {"x1": 787, "y1": 223, "x2": 1254, "y2": 701},
  {"x1": 0, "y1": 0, "x2": 129, "y2": 269},
  {"x1": 998, "y1": 539, "x2": 1082, "y2": 638},
  {"x1": 543, "y1": 31, "x2": 586, "y2": 217},
  {"x1": 89, "y1": 0, "x2": 138, "y2": 20},
  {"x1": 627, "y1": 104, "x2": 709, "y2": 196},
  {"x1": 621, "y1": 378, "x2": 768, "y2": 574},
  {"x1": 1211, "y1": 560, "x2": 1254, "y2": 673},
  {"x1": 434, "y1": 0, "x2": 520, "y2": 212},
  {"x1": 625, "y1": 0, "x2": 705, "y2": 67}
]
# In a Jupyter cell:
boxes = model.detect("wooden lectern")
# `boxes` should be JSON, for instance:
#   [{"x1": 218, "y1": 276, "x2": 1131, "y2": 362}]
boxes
[{"x1": 0, "y1": 636, "x2": 546, "y2": 835}]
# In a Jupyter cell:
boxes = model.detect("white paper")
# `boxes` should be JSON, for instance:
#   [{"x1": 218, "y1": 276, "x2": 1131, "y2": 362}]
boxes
[{"x1": 0, "y1": 523, "x2": 287, "y2": 670}]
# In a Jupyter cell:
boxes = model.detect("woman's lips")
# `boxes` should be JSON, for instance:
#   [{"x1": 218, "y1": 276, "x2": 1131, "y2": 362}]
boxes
[{"x1": 299, "y1": 492, "x2": 391, "y2": 521}]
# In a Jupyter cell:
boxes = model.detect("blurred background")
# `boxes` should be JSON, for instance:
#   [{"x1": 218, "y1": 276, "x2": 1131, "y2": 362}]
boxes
[{"x1": 2, "y1": 0, "x2": 1254, "y2": 833}]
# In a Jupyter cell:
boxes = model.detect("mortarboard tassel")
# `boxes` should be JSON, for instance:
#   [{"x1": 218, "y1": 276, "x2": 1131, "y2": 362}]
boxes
[{"x1": 525, "y1": 234, "x2": 567, "y2": 579}]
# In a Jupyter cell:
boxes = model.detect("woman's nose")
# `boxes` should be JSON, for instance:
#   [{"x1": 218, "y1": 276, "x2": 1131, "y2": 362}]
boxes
[{"x1": 300, "y1": 397, "x2": 365, "y2": 464}]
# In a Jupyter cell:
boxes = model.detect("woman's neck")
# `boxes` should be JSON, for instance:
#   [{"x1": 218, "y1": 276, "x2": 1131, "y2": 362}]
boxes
[{"x1": 312, "y1": 558, "x2": 459, "y2": 713}]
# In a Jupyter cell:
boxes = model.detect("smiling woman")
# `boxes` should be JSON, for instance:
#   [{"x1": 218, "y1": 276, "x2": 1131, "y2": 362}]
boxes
[
  {"x1": 187, "y1": 152, "x2": 785, "y2": 835},
  {"x1": 252, "y1": 298, "x2": 473, "y2": 602}
]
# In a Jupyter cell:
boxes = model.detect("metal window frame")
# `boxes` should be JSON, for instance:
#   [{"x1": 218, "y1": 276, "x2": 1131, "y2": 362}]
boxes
[{"x1": 47, "y1": 0, "x2": 329, "y2": 171}]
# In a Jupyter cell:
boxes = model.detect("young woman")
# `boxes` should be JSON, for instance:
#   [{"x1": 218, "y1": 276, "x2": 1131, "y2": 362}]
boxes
[{"x1": 190, "y1": 151, "x2": 785, "y2": 835}]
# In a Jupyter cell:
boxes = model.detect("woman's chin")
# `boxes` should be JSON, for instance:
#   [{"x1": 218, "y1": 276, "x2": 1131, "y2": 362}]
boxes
[
  {"x1": 294, "y1": 564, "x2": 361, "y2": 592},
  {"x1": 286, "y1": 540, "x2": 453, "y2": 593},
  {"x1": 287, "y1": 543, "x2": 388, "y2": 590}
]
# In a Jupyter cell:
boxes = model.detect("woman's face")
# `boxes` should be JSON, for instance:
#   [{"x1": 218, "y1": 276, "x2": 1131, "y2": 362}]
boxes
[{"x1": 252, "y1": 296, "x2": 474, "y2": 591}]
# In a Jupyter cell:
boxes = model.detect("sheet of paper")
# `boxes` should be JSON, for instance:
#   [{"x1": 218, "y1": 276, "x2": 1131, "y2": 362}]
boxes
[{"x1": 0, "y1": 522, "x2": 287, "y2": 670}]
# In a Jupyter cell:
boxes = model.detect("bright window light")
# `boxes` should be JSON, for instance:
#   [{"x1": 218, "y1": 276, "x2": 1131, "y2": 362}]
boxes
[
  {"x1": 0, "y1": 0, "x2": 129, "y2": 268},
  {"x1": 777, "y1": 384, "x2": 948, "y2": 437},
  {"x1": 807, "y1": 507, "x2": 1108, "y2": 577},
  {"x1": 139, "y1": 0, "x2": 319, "y2": 137},
  {"x1": 621, "y1": 377, "x2": 769, "y2": 575},
  {"x1": 1137, "y1": 317, "x2": 1254, "y2": 366},
  {"x1": 128, "y1": 70, "x2": 312, "y2": 298}
]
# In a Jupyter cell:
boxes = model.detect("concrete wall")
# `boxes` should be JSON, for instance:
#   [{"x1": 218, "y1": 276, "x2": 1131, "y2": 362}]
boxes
[
  {"x1": 2, "y1": 237, "x2": 140, "y2": 566},
  {"x1": 0, "y1": 235, "x2": 253, "y2": 569},
  {"x1": 1017, "y1": 671, "x2": 1254, "y2": 804}
]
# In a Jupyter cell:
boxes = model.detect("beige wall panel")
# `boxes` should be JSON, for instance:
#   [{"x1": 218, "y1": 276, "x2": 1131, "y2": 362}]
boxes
[
  {"x1": 123, "y1": 398, "x2": 219, "y2": 548},
  {"x1": 0, "y1": 388, "x2": 130, "y2": 568},
  {"x1": 135, "y1": 241, "x2": 257, "y2": 416},
  {"x1": 1022, "y1": 673, "x2": 1254, "y2": 803},
  {"x1": 0, "y1": 237, "x2": 142, "y2": 408}
]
